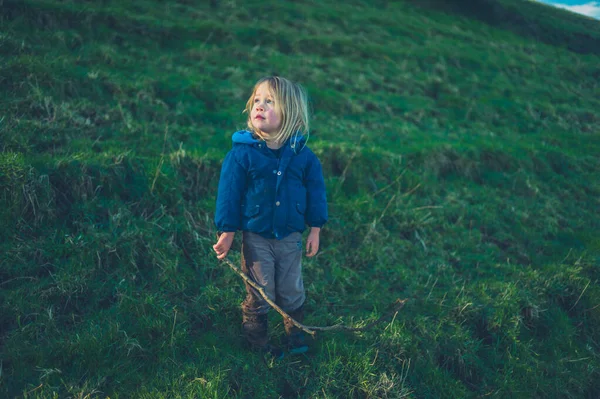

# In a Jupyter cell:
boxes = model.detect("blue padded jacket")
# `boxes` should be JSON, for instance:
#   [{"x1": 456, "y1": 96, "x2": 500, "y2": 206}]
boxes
[{"x1": 215, "y1": 130, "x2": 328, "y2": 240}]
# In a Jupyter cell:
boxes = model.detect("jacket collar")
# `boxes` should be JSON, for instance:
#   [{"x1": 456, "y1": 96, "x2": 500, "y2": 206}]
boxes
[{"x1": 232, "y1": 130, "x2": 307, "y2": 156}]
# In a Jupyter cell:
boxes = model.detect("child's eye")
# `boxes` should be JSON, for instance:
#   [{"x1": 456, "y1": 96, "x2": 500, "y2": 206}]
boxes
[
  {"x1": 266, "y1": 99, "x2": 273, "y2": 104},
  {"x1": 254, "y1": 98, "x2": 259, "y2": 103}
]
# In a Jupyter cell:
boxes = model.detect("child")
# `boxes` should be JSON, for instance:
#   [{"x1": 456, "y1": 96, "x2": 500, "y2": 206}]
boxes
[{"x1": 213, "y1": 76, "x2": 328, "y2": 359}]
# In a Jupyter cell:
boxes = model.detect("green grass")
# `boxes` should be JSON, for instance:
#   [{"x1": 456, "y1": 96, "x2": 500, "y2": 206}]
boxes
[
  {"x1": 412, "y1": 0, "x2": 600, "y2": 55},
  {"x1": 1, "y1": 0, "x2": 599, "y2": 397}
]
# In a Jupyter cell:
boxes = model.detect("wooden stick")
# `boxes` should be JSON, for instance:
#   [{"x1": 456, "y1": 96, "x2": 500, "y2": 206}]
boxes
[
  {"x1": 222, "y1": 257, "x2": 407, "y2": 336},
  {"x1": 302, "y1": 298, "x2": 407, "y2": 332}
]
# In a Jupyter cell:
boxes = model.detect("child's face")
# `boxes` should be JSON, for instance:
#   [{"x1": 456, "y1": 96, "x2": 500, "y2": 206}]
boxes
[{"x1": 250, "y1": 82, "x2": 281, "y2": 137}]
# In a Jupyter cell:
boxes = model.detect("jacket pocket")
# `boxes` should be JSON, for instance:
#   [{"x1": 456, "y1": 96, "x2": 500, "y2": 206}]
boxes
[
  {"x1": 243, "y1": 204, "x2": 260, "y2": 218},
  {"x1": 287, "y1": 202, "x2": 306, "y2": 232}
]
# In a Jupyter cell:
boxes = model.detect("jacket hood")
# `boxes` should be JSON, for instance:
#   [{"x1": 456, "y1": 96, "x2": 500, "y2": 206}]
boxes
[
  {"x1": 232, "y1": 130, "x2": 261, "y2": 144},
  {"x1": 232, "y1": 130, "x2": 307, "y2": 147}
]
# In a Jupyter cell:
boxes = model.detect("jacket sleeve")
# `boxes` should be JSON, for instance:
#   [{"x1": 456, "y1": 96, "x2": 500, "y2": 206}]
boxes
[
  {"x1": 215, "y1": 149, "x2": 246, "y2": 232},
  {"x1": 304, "y1": 153, "x2": 328, "y2": 228}
]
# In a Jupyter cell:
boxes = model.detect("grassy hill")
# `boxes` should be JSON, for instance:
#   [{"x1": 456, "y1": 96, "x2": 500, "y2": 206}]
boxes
[{"x1": 1, "y1": 0, "x2": 599, "y2": 397}]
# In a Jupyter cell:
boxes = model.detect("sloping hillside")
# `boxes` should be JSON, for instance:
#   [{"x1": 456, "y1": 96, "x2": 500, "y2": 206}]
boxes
[{"x1": 1, "y1": 0, "x2": 599, "y2": 397}]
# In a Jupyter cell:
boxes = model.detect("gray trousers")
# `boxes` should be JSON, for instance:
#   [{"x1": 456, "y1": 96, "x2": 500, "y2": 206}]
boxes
[{"x1": 241, "y1": 231, "x2": 305, "y2": 316}]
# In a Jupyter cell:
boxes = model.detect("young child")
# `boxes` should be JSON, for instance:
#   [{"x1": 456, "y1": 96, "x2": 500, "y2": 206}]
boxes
[{"x1": 213, "y1": 76, "x2": 328, "y2": 359}]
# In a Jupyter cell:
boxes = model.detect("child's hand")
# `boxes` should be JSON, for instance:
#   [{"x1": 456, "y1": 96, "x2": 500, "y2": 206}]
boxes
[
  {"x1": 306, "y1": 228, "x2": 320, "y2": 257},
  {"x1": 213, "y1": 232, "x2": 235, "y2": 260}
]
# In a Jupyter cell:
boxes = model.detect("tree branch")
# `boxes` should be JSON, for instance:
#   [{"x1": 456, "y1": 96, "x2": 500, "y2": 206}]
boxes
[{"x1": 221, "y1": 257, "x2": 407, "y2": 336}]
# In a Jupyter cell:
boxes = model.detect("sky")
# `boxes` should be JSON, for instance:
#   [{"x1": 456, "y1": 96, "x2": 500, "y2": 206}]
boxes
[{"x1": 535, "y1": 0, "x2": 600, "y2": 19}]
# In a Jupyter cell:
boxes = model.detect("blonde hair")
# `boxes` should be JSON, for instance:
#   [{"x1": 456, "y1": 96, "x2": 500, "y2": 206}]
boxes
[{"x1": 245, "y1": 76, "x2": 310, "y2": 146}]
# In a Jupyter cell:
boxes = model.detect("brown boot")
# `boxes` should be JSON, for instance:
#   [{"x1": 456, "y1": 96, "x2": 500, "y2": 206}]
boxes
[
  {"x1": 242, "y1": 312, "x2": 284, "y2": 360},
  {"x1": 242, "y1": 312, "x2": 268, "y2": 348},
  {"x1": 284, "y1": 304, "x2": 309, "y2": 354}
]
